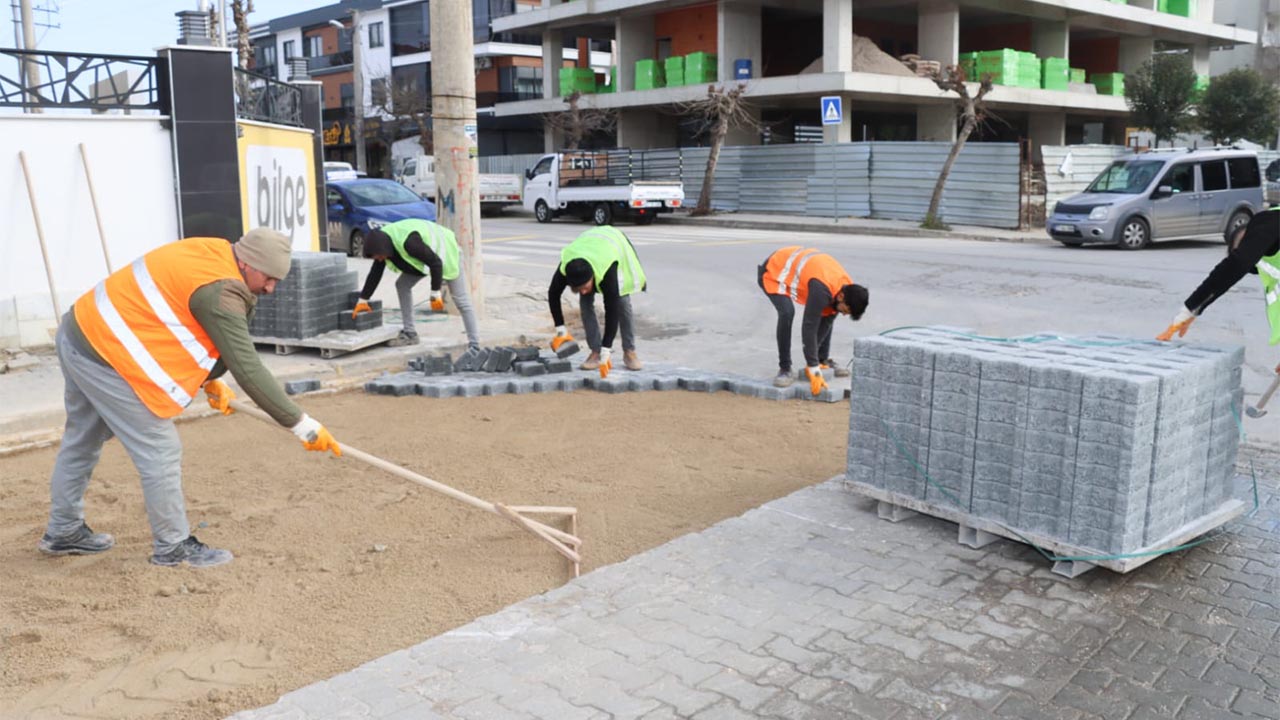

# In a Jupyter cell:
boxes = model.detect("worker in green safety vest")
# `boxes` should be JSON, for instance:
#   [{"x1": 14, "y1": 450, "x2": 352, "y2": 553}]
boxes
[
  {"x1": 1158, "y1": 206, "x2": 1279, "y2": 356},
  {"x1": 353, "y1": 219, "x2": 480, "y2": 349},
  {"x1": 548, "y1": 226, "x2": 647, "y2": 378}
]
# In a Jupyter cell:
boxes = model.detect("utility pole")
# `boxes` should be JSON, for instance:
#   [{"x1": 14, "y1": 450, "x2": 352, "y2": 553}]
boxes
[
  {"x1": 352, "y1": 8, "x2": 366, "y2": 173},
  {"x1": 19, "y1": 0, "x2": 41, "y2": 112},
  {"x1": 430, "y1": 1, "x2": 483, "y2": 313}
]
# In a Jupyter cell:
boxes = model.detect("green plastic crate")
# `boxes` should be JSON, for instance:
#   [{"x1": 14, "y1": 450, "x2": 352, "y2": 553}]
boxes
[
  {"x1": 977, "y1": 48, "x2": 1019, "y2": 66},
  {"x1": 1041, "y1": 57, "x2": 1068, "y2": 90},
  {"x1": 1091, "y1": 72, "x2": 1125, "y2": 96},
  {"x1": 685, "y1": 51, "x2": 717, "y2": 83},
  {"x1": 558, "y1": 66, "x2": 596, "y2": 93},
  {"x1": 664, "y1": 57, "x2": 685, "y2": 87},
  {"x1": 635, "y1": 58, "x2": 664, "y2": 90},
  {"x1": 1070, "y1": 68, "x2": 1086, "y2": 83},
  {"x1": 1159, "y1": 0, "x2": 1194, "y2": 15}
]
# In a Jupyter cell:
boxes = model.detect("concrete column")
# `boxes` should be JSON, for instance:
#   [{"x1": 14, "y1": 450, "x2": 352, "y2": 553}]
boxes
[
  {"x1": 1118, "y1": 37, "x2": 1155, "y2": 73},
  {"x1": 617, "y1": 109, "x2": 676, "y2": 149},
  {"x1": 1196, "y1": 0, "x2": 1215, "y2": 24},
  {"x1": 823, "y1": 0, "x2": 852, "y2": 73},
  {"x1": 543, "y1": 125, "x2": 562, "y2": 153},
  {"x1": 1032, "y1": 20, "x2": 1069, "y2": 60},
  {"x1": 1028, "y1": 112, "x2": 1066, "y2": 167},
  {"x1": 718, "y1": 1, "x2": 761, "y2": 82},
  {"x1": 917, "y1": 104, "x2": 956, "y2": 142},
  {"x1": 1191, "y1": 43, "x2": 1210, "y2": 75},
  {"x1": 918, "y1": 0, "x2": 959, "y2": 66},
  {"x1": 1128, "y1": 0, "x2": 1155, "y2": 10},
  {"x1": 616, "y1": 14, "x2": 654, "y2": 92},
  {"x1": 542, "y1": 29, "x2": 562, "y2": 98}
]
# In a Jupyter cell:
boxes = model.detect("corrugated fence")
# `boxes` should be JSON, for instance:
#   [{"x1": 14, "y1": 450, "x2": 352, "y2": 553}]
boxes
[{"x1": 480, "y1": 142, "x2": 1024, "y2": 228}]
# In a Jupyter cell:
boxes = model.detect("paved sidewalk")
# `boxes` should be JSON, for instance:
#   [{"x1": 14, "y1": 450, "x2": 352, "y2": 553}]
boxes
[
  {"x1": 231, "y1": 447, "x2": 1278, "y2": 720},
  {"x1": 661, "y1": 212, "x2": 1049, "y2": 245}
]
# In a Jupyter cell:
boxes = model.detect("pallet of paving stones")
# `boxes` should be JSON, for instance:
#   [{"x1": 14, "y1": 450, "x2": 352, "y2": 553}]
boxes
[
  {"x1": 844, "y1": 326, "x2": 1250, "y2": 577},
  {"x1": 366, "y1": 361, "x2": 851, "y2": 403},
  {"x1": 252, "y1": 325, "x2": 402, "y2": 359}
]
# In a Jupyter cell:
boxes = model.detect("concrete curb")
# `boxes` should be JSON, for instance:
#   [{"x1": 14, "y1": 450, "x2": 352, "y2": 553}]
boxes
[{"x1": 661, "y1": 214, "x2": 1050, "y2": 245}]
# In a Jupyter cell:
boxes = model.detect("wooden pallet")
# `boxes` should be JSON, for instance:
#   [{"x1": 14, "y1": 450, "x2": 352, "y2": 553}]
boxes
[
  {"x1": 840, "y1": 476, "x2": 1248, "y2": 578},
  {"x1": 251, "y1": 325, "x2": 402, "y2": 359}
]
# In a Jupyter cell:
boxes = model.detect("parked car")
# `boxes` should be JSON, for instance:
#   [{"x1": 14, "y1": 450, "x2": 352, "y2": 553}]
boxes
[
  {"x1": 1046, "y1": 148, "x2": 1264, "y2": 250},
  {"x1": 1265, "y1": 158, "x2": 1280, "y2": 207},
  {"x1": 323, "y1": 161, "x2": 359, "y2": 182},
  {"x1": 395, "y1": 154, "x2": 524, "y2": 216},
  {"x1": 325, "y1": 179, "x2": 437, "y2": 257},
  {"x1": 523, "y1": 150, "x2": 684, "y2": 225}
]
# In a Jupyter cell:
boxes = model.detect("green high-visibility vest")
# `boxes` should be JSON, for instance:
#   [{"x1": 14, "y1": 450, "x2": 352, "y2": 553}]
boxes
[
  {"x1": 381, "y1": 219, "x2": 461, "y2": 281},
  {"x1": 1258, "y1": 208, "x2": 1280, "y2": 345},
  {"x1": 559, "y1": 226, "x2": 646, "y2": 296}
]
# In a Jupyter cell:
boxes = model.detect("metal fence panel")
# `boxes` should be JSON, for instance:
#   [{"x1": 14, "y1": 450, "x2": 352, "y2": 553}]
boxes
[
  {"x1": 478, "y1": 152, "x2": 545, "y2": 175},
  {"x1": 806, "y1": 144, "x2": 871, "y2": 217},
  {"x1": 868, "y1": 142, "x2": 1020, "y2": 228},
  {"x1": 1041, "y1": 145, "x2": 1132, "y2": 211}
]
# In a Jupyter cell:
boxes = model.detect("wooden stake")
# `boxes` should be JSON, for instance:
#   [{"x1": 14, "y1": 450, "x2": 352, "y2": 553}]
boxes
[
  {"x1": 79, "y1": 143, "x2": 113, "y2": 274},
  {"x1": 18, "y1": 151, "x2": 61, "y2": 325},
  {"x1": 227, "y1": 400, "x2": 582, "y2": 574}
]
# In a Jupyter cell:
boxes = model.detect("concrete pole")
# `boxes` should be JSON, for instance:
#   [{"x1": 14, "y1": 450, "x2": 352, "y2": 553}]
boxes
[
  {"x1": 219, "y1": 0, "x2": 229, "y2": 47},
  {"x1": 430, "y1": 0, "x2": 483, "y2": 314},
  {"x1": 20, "y1": 0, "x2": 40, "y2": 113},
  {"x1": 353, "y1": 9, "x2": 367, "y2": 173}
]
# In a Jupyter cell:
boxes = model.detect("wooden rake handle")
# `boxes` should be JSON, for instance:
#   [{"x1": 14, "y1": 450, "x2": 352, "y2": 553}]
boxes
[{"x1": 226, "y1": 400, "x2": 582, "y2": 573}]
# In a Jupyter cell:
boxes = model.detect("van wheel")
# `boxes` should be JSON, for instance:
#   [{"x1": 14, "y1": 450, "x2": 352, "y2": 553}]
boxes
[
  {"x1": 1116, "y1": 217, "x2": 1150, "y2": 250},
  {"x1": 592, "y1": 203, "x2": 613, "y2": 226},
  {"x1": 1224, "y1": 210, "x2": 1251, "y2": 245},
  {"x1": 534, "y1": 200, "x2": 553, "y2": 224},
  {"x1": 349, "y1": 229, "x2": 365, "y2": 258}
]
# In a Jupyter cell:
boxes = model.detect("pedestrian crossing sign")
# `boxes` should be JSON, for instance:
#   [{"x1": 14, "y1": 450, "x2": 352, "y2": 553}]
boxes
[{"x1": 820, "y1": 96, "x2": 842, "y2": 125}]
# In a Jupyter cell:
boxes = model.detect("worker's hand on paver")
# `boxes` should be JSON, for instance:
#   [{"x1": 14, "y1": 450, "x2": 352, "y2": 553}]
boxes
[
  {"x1": 1156, "y1": 306, "x2": 1196, "y2": 341},
  {"x1": 598, "y1": 347, "x2": 612, "y2": 379},
  {"x1": 429, "y1": 292, "x2": 445, "y2": 312},
  {"x1": 203, "y1": 379, "x2": 235, "y2": 415},
  {"x1": 290, "y1": 414, "x2": 342, "y2": 457},
  {"x1": 805, "y1": 366, "x2": 828, "y2": 397},
  {"x1": 550, "y1": 326, "x2": 574, "y2": 352},
  {"x1": 351, "y1": 300, "x2": 372, "y2": 320}
]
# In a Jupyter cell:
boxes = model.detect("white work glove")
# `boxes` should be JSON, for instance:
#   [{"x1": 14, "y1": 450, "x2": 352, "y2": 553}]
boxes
[
  {"x1": 1157, "y1": 305, "x2": 1197, "y2": 341},
  {"x1": 555, "y1": 325, "x2": 568, "y2": 337},
  {"x1": 429, "y1": 291, "x2": 445, "y2": 312},
  {"x1": 805, "y1": 365, "x2": 828, "y2": 396},
  {"x1": 290, "y1": 413, "x2": 323, "y2": 442},
  {"x1": 598, "y1": 347, "x2": 613, "y2": 379}
]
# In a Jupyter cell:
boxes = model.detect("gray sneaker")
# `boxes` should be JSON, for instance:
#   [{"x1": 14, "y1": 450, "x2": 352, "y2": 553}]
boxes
[
  {"x1": 387, "y1": 330, "x2": 421, "y2": 347},
  {"x1": 150, "y1": 535, "x2": 233, "y2": 568},
  {"x1": 38, "y1": 523, "x2": 115, "y2": 556},
  {"x1": 822, "y1": 358, "x2": 852, "y2": 378},
  {"x1": 773, "y1": 371, "x2": 795, "y2": 388}
]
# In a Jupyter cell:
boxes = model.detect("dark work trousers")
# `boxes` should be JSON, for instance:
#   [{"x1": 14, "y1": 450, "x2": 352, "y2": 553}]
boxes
[{"x1": 758, "y1": 264, "x2": 832, "y2": 373}]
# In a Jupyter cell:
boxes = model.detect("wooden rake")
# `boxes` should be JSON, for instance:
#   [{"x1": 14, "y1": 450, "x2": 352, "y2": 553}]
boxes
[{"x1": 227, "y1": 400, "x2": 581, "y2": 576}]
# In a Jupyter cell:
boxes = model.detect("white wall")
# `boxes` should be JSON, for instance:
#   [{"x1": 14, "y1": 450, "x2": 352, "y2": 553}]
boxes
[{"x1": 0, "y1": 116, "x2": 179, "y2": 348}]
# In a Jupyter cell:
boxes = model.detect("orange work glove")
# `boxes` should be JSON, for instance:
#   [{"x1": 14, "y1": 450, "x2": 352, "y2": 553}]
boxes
[
  {"x1": 203, "y1": 379, "x2": 235, "y2": 415},
  {"x1": 1156, "y1": 306, "x2": 1196, "y2": 342},
  {"x1": 599, "y1": 347, "x2": 613, "y2": 379},
  {"x1": 805, "y1": 366, "x2": 828, "y2": 397},
  {"x1": 550, "y1": 326, "x2": 574, "y2": 352},
  {"x1": 290, "y1": 414, "x2": 342, "y2": 457},
  {"x1": 429, "y1": 291, "x2": 445, "y2": 312},
  {"x1": 351, "y1": 300, "x2": 372, "y2": 320}
]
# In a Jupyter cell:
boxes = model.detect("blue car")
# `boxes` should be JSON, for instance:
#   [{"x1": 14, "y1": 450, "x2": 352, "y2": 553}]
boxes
[{"x1": 325, "y1": 179, "x2": 437, "y2": 257}]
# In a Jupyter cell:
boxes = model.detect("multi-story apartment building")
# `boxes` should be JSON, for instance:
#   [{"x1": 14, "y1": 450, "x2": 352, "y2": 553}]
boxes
[
  {"x1": 491, "y1": 0, "x2": 1255, "y2": 158},
  {"x1": 244, "y1": 0, "x2": 612, "y2": 171}
]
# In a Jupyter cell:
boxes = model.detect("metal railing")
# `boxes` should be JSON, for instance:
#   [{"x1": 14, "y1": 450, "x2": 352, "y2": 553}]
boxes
[
  {"x1": 0, "y1": 48, "x2": 162, "y2": 111},
  {"x1": 234, "y1": 67, "x2": 303, "y2": 127},
  {"x1": 308, "y1": 50, "x2": 353, "y2": 71}
]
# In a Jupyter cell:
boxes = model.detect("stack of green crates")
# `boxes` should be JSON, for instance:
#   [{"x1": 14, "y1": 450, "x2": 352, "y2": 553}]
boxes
[
  {"x1": 685, "y1": 51, "x2": 717, "y2": 84},
  {"x1": 635, "y1": 58, "x2": 664, "y2": 90},
  {"x1": 976, "y1": 48, "x2": 1020, "y2": 85},
  {"x1": 1158, "y1": 0, "x2": 1194, "y2": 16},
  {"x1": 1194, "y1": 73, "x2": 1210, "y2": 98},
  {"x1": 1091, "y1": 72, "x2": 1125, "y2": 96},
  {"x1": 1017, "y1": 52, "x2": 1041, "y2": 88},
  {"x1": 959, "y1": 51, "x2": 978, "y2": 81},
  {"x1": 1070, "y1": 68, "x2": 1086, "y2": 83},
  {"x1": 664, "y1": 56, "x2": 685, "y2": 87},
  {"x1": 558, "y1": 67, "x2": 596, "y2": 94},
  {"x1": 1041, "y1": 57, "x2": 1069, "y2": 91}
]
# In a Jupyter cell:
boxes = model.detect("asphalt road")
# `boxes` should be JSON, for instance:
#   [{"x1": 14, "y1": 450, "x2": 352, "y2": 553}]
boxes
[{"x1": 475, "y1": 211, "x2": 1278, "y2": 443}]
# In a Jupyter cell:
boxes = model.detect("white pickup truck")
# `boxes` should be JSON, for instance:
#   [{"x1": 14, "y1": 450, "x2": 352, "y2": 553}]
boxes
[
  {"x1": 394, "y1": 154, "x2": 524, "y2": 216},
  {"x1": 522, "y1": 151, "x2": 685, "y2": 225}
]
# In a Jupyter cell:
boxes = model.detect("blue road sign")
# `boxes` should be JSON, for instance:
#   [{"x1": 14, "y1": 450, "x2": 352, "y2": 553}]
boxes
[{"x1": 820, "y1": 96, "x2": 842, "y2": 125}]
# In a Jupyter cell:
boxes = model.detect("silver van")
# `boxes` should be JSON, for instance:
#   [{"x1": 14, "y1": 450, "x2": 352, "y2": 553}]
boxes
[{"x1": 1047, "y1": 149, "x2": 1264, "y2": 250}]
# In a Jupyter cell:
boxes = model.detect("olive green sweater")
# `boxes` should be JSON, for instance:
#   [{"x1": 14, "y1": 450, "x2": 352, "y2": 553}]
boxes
[{"x1": 66, "y1": 278, "x2": 302, "y2": 427}]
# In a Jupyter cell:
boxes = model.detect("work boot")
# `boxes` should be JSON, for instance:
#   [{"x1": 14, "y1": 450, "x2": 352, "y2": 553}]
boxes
[
  {"x1": 150, "y1": 535, "x2": 233, "y2": 568},
  {"x1": 822, "y1": 358, "x2": 852, "y2": 378},
  {"x1": 38, "y1": 523, "x2": 115, "y2": 556},
  {"x1": 387, "y1": 330, "x2": 421, "y2": 347},
  {"x1": 773, "y1": 370, "x2": 795, "y2": 388},
  {"x1": 623, "y1": 350, "x2": 643, "y2": 371},
  {"x1": 579, "y1": 351, "x2": 600, "y2": 371}
]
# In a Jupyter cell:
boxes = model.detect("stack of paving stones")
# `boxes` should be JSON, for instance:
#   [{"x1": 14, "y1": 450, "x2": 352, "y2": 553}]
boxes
[
  {"x1": 248, "y1": 252, "x2": 380, "y2": 340},
  {"x1": 338, "y1": 292, "x2": 383, "y2": 332},
  {"x1": 366, "y1": 362, "x2": 847, "y2": 403},
  {"x1": 846, "y1": 326, "x2": 1244, "y2": 555}
]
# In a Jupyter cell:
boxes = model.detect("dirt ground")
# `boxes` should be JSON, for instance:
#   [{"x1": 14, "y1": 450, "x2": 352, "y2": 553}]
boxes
[{"x1": 0, "y1": 390, "x2": 848, "y2": 720}]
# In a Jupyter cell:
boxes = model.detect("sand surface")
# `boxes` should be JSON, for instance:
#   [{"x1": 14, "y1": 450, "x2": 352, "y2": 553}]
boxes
[{"x1": 0, "y1": 391, "x2": 848, "y2": 719}]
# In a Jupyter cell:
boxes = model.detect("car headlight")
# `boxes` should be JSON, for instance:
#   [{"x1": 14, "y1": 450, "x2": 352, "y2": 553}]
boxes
[
  {"x1": 366, "y1": 219, "x2": 386, "y2": 230},
  {"x1": 1088, "y1": 206, "x2": 1110, "y2": 221}
]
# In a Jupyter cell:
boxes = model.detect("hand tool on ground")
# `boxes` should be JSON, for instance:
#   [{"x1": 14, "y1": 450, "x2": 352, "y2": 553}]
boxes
[
  {"x1": 19, "y1": 151, "x2": 61, "y2": 326},
  {"x1": 1245, "y1": 367, "x2": 1280, "y2": 418},
  {"x1": 228, "y1": 400, "x2": 582, "y2": 576},
  {"x1": 79, "y1": 143, "x2": 113, "y2": 274}
]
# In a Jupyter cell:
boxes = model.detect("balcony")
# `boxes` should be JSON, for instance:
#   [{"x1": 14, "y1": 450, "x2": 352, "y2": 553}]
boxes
[{"x1": 309, "y1": 50, "x2": 353, "y2": 72}]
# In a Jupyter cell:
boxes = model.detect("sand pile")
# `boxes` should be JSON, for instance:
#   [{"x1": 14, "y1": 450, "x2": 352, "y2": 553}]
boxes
[{"x1": 800, "y1": 34, "x2": 918, "y2": 77}]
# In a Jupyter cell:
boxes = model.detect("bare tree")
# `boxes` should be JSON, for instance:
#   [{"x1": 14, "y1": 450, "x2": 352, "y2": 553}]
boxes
[
  {"x1": 922, "y1": 66, "x2": 995, "y2": 230},
  {"x1": 373, "y1": 79, "x2": 434, "y2": 156},
  {"x1": 676, "y1": 83, "x2": 761, "y2": 217},
  {"x1": 232, "y1": 0, "x2": 255, "y2": 70},
  {"x1": 540, "y1": 91, "x2": 617, "y2": 150}
]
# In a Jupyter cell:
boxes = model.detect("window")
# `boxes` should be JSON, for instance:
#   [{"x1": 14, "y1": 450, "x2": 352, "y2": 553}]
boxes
[
  {"x1": 306, "y1": 35, "x2": 324, "y2": 57},
  {"x1": 403, "y1": 158, "x2": 417, "y2": 175},
  {"x1": 255, "y1": 43, "x2": 276, "y2": 69},
  {"x1": 326, "y1": 187, "x2": 343, "y2": 205},
  {"x1": 391, "y1": 63, "x2": 431, "y2": 101},
  {"x1": 1161, "y1": 163, "x2": 1195, "y2": 193},
  {"x1": 1200, "y1": 161, "x2": 1228, "y2": 192},
  {"x1": 390, "y1": 2, "x2": 430, "y2": 56},
  {"x1": 282, "y1": 40, "x2": 295, "y2": 60},
  {"x1": 1227, "y1": 157, "x2": 1260, "y2": 188},
  {"x1": 369, "y1": 21, "x2": 385, "y2": 48},
  {"x1": 498, "y1": 65, "x2": 542, "y2": 99},
  {"x1": 340, "y1": 83, "x2": 354, "y2": 109},
  {"x1": 1087, "y1": 160, "x2": 1163, "y2": 194},
  {"x1": 531, "y1": 156, "x2": 553, "y2": 177},
  {"x1": 371, "y1": 77, "x2": 388, "y2": 107}
]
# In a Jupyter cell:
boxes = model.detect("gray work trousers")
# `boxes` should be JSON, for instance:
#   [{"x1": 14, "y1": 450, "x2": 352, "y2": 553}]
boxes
[
  {"x1": 580, "y1": 294, "x2": 636, "y2": 352},
  {"x1": 396, "y1": 270, "x2": 480, "y2": 348},
  {"x1": 47, "y1": 321, "x2": 189, "y2": 554}
]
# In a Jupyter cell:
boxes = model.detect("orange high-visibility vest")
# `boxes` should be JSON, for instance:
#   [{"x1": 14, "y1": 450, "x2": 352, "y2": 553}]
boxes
[
  {"x1": 73, "y1": 237, "x2": 243, "y2": 418},
  {"x1": 762, "y1": 246, "x2": 853, "y2": 316}
]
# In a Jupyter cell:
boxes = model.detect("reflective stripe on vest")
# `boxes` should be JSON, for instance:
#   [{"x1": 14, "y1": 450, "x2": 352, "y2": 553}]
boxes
[
  {"x1": 788, "y1": 251, "x2": 818, "y2": 301},
  {"x1": 1259, "y1": 253, "x2": 1280, "y2": 345},
  {"x1": 763, "y1": 246, "x2": 851, "y2": 311},
  {"x1": 383, "y1": 219, "x2": 461, "y2": 280},
  {"x1": 560, "y1": 226, "x2": 646, "y2": 296},
  {"x1": 73, "y1": 237, "x2": 242, "y2": 418},
  {"x1": 773, "y1": 247, "x2": 809, "y2": 296}
]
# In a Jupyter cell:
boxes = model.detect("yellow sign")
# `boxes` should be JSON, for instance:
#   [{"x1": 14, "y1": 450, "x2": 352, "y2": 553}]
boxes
[{"x1": 237, "y1": 121, "x2": 320, "y2": 252}]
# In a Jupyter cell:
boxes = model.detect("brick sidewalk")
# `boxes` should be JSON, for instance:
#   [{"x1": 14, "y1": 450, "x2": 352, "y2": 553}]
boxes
[{"x1": 231, "y1": 447, "x2": 1278, "y2": 720}]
